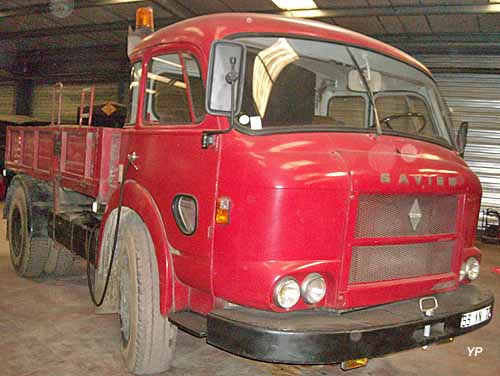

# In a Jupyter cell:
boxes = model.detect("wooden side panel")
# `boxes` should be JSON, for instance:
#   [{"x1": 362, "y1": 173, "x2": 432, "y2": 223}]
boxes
[
  {"x1": 37, "y1": 131, "x2": 54, "y2": 173},
  {"x1": 8, "y1": 129, "x2": 22, "y2": 165},
  {"x1": 5, "y1": 125, "x2": 119, "y2": 200},
  {"x1": 22, "y1": 131, "x2": 35, "y2": 168},
  {"x1": 59, "y1": 127, "x2": 100, "y2": 197},
  {"x1": 62, "y1": 131, "x2": 87, "y2": 176}
]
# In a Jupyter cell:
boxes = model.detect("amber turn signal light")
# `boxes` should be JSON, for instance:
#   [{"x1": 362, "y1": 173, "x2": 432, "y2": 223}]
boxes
[
  {"x1": 136, "y1": 7, "x2": 154, "y2": 31},
  {"x1": 215, "y1": 197, "x2": 231, "y2": 224},
  {"x1": 340, "y1": 358, "x2": 368, "y2": 371}
]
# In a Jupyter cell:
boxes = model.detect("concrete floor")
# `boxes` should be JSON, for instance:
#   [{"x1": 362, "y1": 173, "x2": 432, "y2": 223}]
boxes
[{"x1": 1, "y1": 210, "x2": 499, "y2": 376}]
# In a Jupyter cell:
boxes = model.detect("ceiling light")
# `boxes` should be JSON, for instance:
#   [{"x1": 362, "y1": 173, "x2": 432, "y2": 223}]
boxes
[{"x1": 272, "y1": 0, "x2": 318, "y2": 10}]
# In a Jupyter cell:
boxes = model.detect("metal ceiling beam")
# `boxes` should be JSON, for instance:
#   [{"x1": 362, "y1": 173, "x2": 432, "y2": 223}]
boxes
[
  {"x1": 150, "y1": 0, "x2": 193, "y2": 19},
  {"x1": 377, "y1": 32, "x2": 500, "y2": 45},
  {"x1": 0, "y1": 17, "x2": 175, "y2": 40},
  {"x1": 277, "y1": 4, "x2": 500, "y2": 18},
  {"x1": 0, "y1": 0, "x2": 147, "y2": 18},
  {"x1": 18, "y1": 41, "x2": 127, "y2": 60}
]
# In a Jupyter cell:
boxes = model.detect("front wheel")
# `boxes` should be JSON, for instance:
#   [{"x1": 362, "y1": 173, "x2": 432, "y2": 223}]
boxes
[{"x1": 118, "y1": 212, "x2": 177, "y2": 375}]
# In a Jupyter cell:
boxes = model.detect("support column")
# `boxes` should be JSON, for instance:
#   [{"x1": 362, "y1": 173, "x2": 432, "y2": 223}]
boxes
[{"x1": 15, "y1": 78, "x2": 34, "y2": 116}]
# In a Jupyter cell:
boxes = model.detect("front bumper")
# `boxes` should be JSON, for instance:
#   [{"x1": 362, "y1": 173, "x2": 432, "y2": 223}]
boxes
[{"x1": 207, "y1": 285, "x2": 493, "y2": 364}]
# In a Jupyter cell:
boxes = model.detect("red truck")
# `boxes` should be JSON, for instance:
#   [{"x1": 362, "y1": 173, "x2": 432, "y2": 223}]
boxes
[{"x1": 4, "y1": 9, "x2": 494, "y2": 375}]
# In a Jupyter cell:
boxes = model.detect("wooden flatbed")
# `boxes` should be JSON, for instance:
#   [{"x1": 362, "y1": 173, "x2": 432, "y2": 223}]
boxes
[{"x1": 5, "y1": 125, "x2": 121, "y2": 205}]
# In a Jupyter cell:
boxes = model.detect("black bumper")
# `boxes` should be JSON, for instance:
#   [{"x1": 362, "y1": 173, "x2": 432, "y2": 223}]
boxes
[{"x1": 207, "y1": 285, "x2": 494, "y2": 364}]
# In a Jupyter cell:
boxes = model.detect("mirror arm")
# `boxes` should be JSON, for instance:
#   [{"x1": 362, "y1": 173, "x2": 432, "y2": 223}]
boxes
[{"x1": 202, "y1": 57, "x2": 239, "y2": 149}]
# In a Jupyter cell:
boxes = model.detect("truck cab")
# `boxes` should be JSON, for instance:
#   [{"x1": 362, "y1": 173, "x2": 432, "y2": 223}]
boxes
[{"x1": 4, "y1": 11, "x2": 493, "y2": 375}]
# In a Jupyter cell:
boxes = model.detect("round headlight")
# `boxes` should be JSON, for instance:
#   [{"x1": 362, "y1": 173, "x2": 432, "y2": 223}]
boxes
[
  {"x1": 466, "y1": 257, "x2": 480, "y2": 281},
  {"x1": 274, "y1": 277, "x2": 300, "y2": 309},
  {"x1": 459, "y1": 262, "x2": 467, "y2": 281},
  {"x1": 301, "y1": 273, "x2": 327, "y2": 304}
]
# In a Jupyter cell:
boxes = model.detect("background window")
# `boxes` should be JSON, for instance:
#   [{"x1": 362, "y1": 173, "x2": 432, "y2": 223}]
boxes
[
  {"x1": 375, "y1": 95, "x2": 434, "y2": 137},
  {"x1": 328, "y1": 96, "x2": 366, "y2": 128},
  {"x1": 183, "y1": 53, "x2": 205, "y2": 123},
  {"x1": 145, "y1": 54, "x2": 190, "y2": 124}
]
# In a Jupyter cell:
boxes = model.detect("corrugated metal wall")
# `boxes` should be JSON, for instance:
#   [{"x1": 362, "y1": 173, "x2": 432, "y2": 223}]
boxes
[
  {"x1": 415, "y1": 54, "x2": 500, "y2": 228},
  {"x1": 0, "y1": 84, "x2": 15, "y2": 114},
  {"x1": 432, "y1": 73, "x2": 500, "y2": 213},
  {"x1": 31, "y1": 83, "x2": 120, "y2": 123},
  {"x1": 418, "y1": 55, "x2": 500, "y2": 71}
]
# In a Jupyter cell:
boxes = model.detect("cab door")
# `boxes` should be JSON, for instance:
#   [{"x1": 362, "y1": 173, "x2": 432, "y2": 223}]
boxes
[{"x1": 126, "y1": 45, "x2": 219, "y2": 292}]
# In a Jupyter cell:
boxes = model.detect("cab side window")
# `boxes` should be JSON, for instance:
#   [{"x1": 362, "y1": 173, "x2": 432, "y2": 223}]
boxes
[
  {"x1": 144, "y1": 53, "x2": 205, "y2": 125},
  {"x1": 183, "y1": 53, "x2": 205, "y2": 123}
]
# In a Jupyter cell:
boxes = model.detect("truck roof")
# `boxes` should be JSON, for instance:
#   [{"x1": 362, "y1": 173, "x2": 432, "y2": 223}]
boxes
[{"x1": 134, "y1": 12, "x2": 431, "y2": 76}]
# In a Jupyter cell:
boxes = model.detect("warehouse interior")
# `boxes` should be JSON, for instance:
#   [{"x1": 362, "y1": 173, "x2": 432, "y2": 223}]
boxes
[{"x1": 0, "y1": 1, "x2": 499, "y2": 375}]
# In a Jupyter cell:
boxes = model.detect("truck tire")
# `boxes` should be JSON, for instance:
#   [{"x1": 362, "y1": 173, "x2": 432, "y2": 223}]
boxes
[
  {"x1": 44, "y1": 239, "x2": 75, "y2": 277},
  {"x1": 118, "y1": 212, "x2": 177, "y2": 375},
  {"x1": 7, "y1": 184, "x2": 49, "y2": 278}
]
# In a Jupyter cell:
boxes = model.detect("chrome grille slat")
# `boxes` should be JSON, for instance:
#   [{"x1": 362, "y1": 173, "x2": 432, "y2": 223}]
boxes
[
  {"x1": 355, "y1": 194, "x2": 457, "y2": 238},
  {"x1": 349, "y1": 241, "x2": 454, "y2": 284}
]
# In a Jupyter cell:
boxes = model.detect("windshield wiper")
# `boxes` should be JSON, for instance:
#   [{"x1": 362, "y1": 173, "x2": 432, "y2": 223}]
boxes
[{"x1": 346, "y1": 48, "x2": 382, "y2": 136}]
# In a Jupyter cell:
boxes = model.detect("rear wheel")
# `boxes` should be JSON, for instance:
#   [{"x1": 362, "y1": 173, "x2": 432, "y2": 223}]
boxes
[
  {"x1": 8, "y1": 184, "x2": 49, "y2": 278},
  {"x1": 118, "y1": 213, "x2": 177, "y2": 375},
  {"x1": 44, "y1": 239, "x2": 76, "y2": 277}
]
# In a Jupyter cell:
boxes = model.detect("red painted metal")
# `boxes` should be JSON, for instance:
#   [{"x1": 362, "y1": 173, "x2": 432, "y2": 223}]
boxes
[
  {"x1": 78, "y1": 86, "x2": 95, "y2": 126},
  {"x1": 5, "y1": 126, "x2": 121, "y2": 204},
  {"x1": 4, "y1": 13, "x2": 483, "y2": 317}
]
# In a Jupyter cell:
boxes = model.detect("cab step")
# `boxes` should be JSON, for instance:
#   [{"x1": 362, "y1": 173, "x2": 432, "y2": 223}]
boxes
[{"x1": 168, "y1": 311, "x2": 207, "y2": 337}]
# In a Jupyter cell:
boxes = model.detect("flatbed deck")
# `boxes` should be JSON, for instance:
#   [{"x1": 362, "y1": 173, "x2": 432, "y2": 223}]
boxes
[{"x1": 5, "y1": 125, "x2": 121, "y2": 204}]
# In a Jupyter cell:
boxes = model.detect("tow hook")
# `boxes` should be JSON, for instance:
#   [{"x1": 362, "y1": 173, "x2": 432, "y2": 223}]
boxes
[{"x1": 419, "y1": 296, "x2": 438, "y2": 350}]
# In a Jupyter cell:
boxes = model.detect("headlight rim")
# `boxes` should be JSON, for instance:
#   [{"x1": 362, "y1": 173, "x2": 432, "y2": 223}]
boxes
[
  {"x1": 465, "y1": 256, "x2": 480, "y2": 281},
  {"x1": 273, "y1": 276, "x2": 301, "y2": 309},
  {"x1": 301, "y1": 272, "x2": 327, "y2": 305}
]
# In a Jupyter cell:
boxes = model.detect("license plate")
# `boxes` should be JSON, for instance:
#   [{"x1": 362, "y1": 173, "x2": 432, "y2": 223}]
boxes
[{"x1": 460, "y1": 306, "x2": 492, "y2": 328}]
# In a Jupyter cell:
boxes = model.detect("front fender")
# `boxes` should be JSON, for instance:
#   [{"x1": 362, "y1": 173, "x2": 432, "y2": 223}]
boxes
[{"x1": 101, "y1": 179, "x2": 173, "y2": 315}]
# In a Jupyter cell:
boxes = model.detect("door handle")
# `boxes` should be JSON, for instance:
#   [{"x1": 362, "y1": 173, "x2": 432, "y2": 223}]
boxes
[{"x1": 127, "y1": 152, "x2": 139, "y2": 170}]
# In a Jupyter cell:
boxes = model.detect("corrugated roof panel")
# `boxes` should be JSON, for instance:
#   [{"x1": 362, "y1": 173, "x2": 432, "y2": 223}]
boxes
[
  {"x1": 389, "y1": 0, "x2": 415, "y2": 5},
  {"x1": 222, "y1": 0, "x2": 278, "y2": 11},
  {"x1": 83, "y1": 31, "x2": 127, "y2": 45},
  {"x1": 43, "y1": 11, "x2": 95, "y2": 27},
  {"x1": 6, "y1": 0, "x2": 46, "y2": 5},
  {"x1": 2, "y1": 14, "x2": 57, "y2": 32},
  {"x1": 17, "y1": 34, "x2": 94, "y2": 51},
  {"x1": 334, "y1": 16, "x2": 385, "y2": 34},
  {"x1": 180, "y1": 0, "x2": 231, "y2": 14},
  {"x1": 69, "y1": 7, "x2": 123, "y2": 24},
  {"x1": 367, "y1": 0, "x2": 392, "y2": 5},
  {"x1": 398, "y1": 15, "x2": 431, "y2": 33},
  {"x1": 315, "y1": 0, "x2": 369, "y2": 7},
  {"x1": 419, "y1": 0, "x2": 488, "y2": 5},
  {"x1": 0, "y1": 1, "x2": 22, "y2": 8},
  {"x1": 378, "y1": 16, "x2": 406, "y2": 34},
  {"x1": 103, "y1": 3, "x2": 151, "y2": 21},
  {"x1": 427, "y1": 14, "x2": 479, "y2": 33},
  {"x1": 478, "y1": 14, "x2": 500, "y2": 32}
]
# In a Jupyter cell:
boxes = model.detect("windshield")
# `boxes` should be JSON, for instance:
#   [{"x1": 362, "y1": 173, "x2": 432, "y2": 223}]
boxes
[{"x1": 232, "y1": 36, "x2": 454, "y2": 147}]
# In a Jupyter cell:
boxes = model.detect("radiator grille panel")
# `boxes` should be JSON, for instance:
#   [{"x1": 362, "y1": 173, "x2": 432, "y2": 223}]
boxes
[
  {"x1": 355, "y1": 194, "x2": 457, "y2": 238},
  {"x1": 349, "y1": 241, "x2": 454, "y2": 284}
]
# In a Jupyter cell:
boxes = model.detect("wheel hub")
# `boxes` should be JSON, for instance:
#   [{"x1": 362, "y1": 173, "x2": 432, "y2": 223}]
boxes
[{"x1": 11, "y1": 207, "x2": 23, "y2": 258}]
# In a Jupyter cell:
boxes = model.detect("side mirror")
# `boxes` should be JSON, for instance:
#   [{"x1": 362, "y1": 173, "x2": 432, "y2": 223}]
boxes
[
  {"x1": 205, "y1": 40, "x2": 246, "y2": 116},
  {"x1": 456, "y1": 121, "x2": 469, "y2": 158}
]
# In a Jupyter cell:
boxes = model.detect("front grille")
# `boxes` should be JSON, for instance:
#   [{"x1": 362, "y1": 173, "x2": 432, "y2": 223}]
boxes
[
  {"x1": 355, "y1": 194, "x2": 457, "y2": 238},
  {"x1": 349, "y1": 241, "x2": 454, "y2": 284}
]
